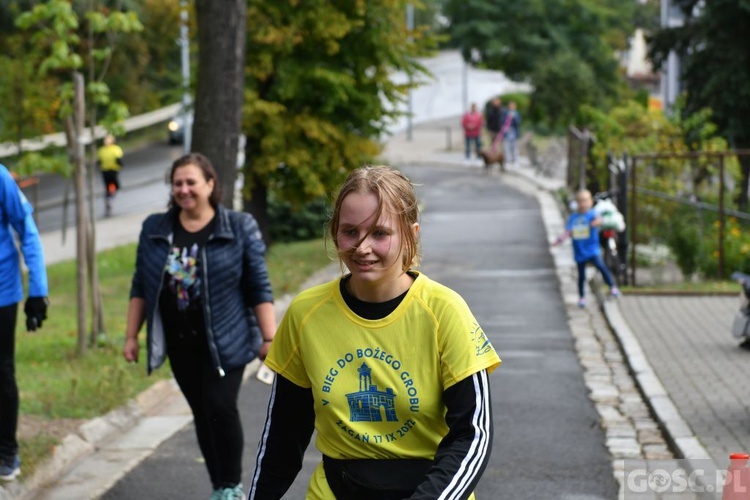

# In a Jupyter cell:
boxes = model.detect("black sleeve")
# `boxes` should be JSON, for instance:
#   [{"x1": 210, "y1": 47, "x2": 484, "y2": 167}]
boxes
[
  {"x1": 248, "y1": 374, "x2": 315, "y2": 499},
  {"x1": 409, "y1": 370, "x2": 493, "y2": 500},
  {"x1": 116, "y1": 157, "x2": 123, "y2": 167}
]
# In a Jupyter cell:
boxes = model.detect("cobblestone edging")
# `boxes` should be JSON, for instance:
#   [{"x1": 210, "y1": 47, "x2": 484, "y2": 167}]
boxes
[
  {"x1": 528, "y1": 180, "x2": 675, "y2": 497},
  {"x1": 569, "y1": 292, "x2": 674, "y2": 493}
]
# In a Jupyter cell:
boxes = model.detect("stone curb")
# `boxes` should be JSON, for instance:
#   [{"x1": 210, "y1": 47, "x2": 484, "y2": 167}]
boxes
[
  {"x1": 505, "y1": 160, "x2": 717, "y2": 496},
  {"x1": 509, "y1": 156, "x2": 715, "y2": 464},
  {"x1": 1, "y1": 378, "x2": 178, "y2": 499},
  {"x1": 599, "y1": 299, "x2": 714, "y2": 461},
  {"x1": 8, "y1": 334, "x2": 273, "y2": 498}
]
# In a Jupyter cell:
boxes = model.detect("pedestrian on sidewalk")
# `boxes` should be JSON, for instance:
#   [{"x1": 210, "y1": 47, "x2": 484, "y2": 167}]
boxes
[
  {"x1": 484, "y1": 96, "x2": 504, "y2": 142},
  {"x1": 0, "y1": 163, "x2": 49, "y2": 482},
  {"x1": 461, "y1": 102, "x2": 484, "y2": 166},
  {"x1": 249, "y1": 165, "x2": 501, "y2": 499},
  {"x1": 499, "y1": 101, "x2": 521, "y2": 166},
  {"x1": 96, "y1": 134, "x2": 123, "y2": 217},
  {"x1": 553, "y1": 189, "x2": 620, "y2": 308},
  {"x1": 123, "y1": 153, "x2": 276, "y2": 500}
]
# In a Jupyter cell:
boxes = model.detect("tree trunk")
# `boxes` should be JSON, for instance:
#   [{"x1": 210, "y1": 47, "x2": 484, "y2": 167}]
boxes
[
  {"x1": 71, "y1": 72, "x2": 89, "y2": 357},
  {"x1": 87, "y1": 116, "x2": 105, "y2": 346},
  {"x1": 87, "y1": 0, "x2": 105, "y2": 346},
  {"x1": 192, "y1": 0, "x2": 248, "y2": 207}
]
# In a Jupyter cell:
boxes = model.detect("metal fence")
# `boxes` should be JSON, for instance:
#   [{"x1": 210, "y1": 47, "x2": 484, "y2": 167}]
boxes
[
  {"x1": 564, "y1": 126, "x2": 750, "y2": 287},
  {"x1": 0, "y1": 103, "x2": 180, "y2": 159},
  {"x1": 628, "y1": 150, "x2": 750, "y2": 286}
]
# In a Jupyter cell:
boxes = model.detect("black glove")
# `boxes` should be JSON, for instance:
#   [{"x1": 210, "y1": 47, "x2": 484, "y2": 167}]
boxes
[{"x1": 24, "y1": 297, "x2": 49, "y2": 332}]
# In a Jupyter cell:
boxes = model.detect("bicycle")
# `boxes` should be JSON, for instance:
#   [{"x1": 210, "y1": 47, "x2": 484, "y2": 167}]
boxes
[{"x1": 593, "y1": 191, "x2": 626, "y2": 285}]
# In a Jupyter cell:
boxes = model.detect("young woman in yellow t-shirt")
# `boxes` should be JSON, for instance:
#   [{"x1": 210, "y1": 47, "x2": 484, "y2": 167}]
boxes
[{"x1": 249, "y1": 165, "x2": 501, "y2": 499}]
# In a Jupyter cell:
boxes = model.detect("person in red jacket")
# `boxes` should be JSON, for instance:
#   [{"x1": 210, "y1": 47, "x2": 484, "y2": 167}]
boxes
[{"x1": 461, "y1": 102, "x2": 484, "y2": 166}]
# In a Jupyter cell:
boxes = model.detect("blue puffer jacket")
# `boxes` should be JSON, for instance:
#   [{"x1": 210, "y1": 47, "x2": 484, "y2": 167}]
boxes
[{"x1": 130, "y1": 204, "x2": 274, "y2": 376}]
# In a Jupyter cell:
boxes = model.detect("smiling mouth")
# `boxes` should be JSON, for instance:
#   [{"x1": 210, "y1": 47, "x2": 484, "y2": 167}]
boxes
[{"x1": 353, "y1": 259, "x2": 377, "y2": 268}]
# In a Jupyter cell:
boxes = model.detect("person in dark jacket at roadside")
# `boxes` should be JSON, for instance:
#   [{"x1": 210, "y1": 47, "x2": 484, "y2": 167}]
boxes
[
  {"x1": 484, "y1": 97, "x2": 504, "y2": 143},
  {"x1": 123, "y1": 153, "x2": 275, "y2": 500}
]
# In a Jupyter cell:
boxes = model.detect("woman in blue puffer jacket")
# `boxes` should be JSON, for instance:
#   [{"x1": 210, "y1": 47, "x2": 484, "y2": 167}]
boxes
[{"x1": 123, "y1": 153, "x2": 275, "y2": 500}]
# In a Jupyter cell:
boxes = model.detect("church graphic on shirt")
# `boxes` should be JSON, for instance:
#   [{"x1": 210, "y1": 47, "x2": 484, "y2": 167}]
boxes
[{"x1": 346, "y1": 362, "x2": 398, "y2": 422}]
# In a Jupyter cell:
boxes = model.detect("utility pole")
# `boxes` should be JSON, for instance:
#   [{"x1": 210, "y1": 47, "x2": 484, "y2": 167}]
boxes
[
  {"x1": 660, "y1": 0, "x2": 682, "y2": 113},
  {"x1": 406, "y1": 3, "x2": 414, "y2": 141},
  {"x1": 462, "y1": 53, "x2": 468, "y2": 113},
  {"x1": 180, "y1": 0, "x2": 192, "y2": 153}
]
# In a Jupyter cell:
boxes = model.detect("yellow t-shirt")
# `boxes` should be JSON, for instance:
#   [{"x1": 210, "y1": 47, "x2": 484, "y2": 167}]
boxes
[
  {"x1": 265, "y1": 272, "x2": 501, "y2": 498},
  {"x1": 97, "y1": 144, "x2": 123, "y2": 172}
]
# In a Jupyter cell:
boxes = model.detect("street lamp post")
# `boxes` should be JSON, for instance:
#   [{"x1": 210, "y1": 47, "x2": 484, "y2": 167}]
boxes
[
  {"x1": 462, "y1": 48, "x2": 480, "y2": 113},
  {"x1": 462, "y1": 53, "x2": 468, "y2": 113},
  {"x1": 406, "y1": 3, "x2": 414, "y2": 142},
  {"x1": 660, "y1": 0, "x2": 682, "y2": 113},
  {"x1": 180, "y1": 0, "x2": 192, "y2": 153}
]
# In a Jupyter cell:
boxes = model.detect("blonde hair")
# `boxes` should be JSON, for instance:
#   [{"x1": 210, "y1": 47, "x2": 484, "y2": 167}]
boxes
[
  {"x1": 328, "y1": 165, "x2": 421, "y2": 272},
  {"x1": 575, "y1": 189, "x2": 592, "y2": 201},
  {"x1": 104, "y1": 134, "x2": 116, "y2": 146}
]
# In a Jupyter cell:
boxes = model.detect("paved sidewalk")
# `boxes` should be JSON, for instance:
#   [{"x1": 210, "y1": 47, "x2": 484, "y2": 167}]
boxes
[
  {"x1": 4, "y1": 116, "x2": 744, "y2": 499},
  {"x1": 614, "y1": 295, "x2": 743, "y2": 464}
]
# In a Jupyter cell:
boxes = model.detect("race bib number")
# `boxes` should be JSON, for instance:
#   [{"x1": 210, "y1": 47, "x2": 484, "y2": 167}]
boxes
[{"x1": 571, "y1": 221, "x2": 590, "y2": 240}]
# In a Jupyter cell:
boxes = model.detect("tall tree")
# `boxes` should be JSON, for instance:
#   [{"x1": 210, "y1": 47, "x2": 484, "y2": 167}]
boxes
[
  {"x1": 192, "y1": 0, "x2": 247, "y2": 206},
  {"x1": 443, "y1": 0, "x2": 638, "y2": 127},
  {"x1": 16, "y1": 0, "x2": 142, "y2": 354},
  {"x1": 137, "y1": 0, "x2": 189, "y2": 107},
  {"x1": 0, "y1": 35, "x2": 60, "y2": 153},
  {"x1": 648, "y1": 0, "x2": 750, "y2": 210},
  {"x1": 242, "y1": 0, "x2": 435, "y2": 240}
]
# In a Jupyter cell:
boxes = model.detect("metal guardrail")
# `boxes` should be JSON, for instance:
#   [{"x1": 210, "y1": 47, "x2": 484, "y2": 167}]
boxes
[{"x1": 0, "y1": 103, "x2": 181, "y2": 159}]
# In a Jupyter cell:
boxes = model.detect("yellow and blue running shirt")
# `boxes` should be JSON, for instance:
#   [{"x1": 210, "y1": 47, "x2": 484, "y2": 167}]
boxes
[{"x1": 264, "y1": 271, "x2": 500, "y2": 498}]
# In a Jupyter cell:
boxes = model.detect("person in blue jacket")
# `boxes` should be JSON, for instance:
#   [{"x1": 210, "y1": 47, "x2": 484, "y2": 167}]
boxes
[
  {"x1": 553, "y1": 189, "x2": 619, "y2": 308},
  {"x1": 499, "y1": 101, "x2": 521, "y2": 166},
  {"x1": 0, "y1": 164, "x2": 49, "y2": 481},
  {"x1": 123, "y1": 153, "x2": 275, "y2": 500}
]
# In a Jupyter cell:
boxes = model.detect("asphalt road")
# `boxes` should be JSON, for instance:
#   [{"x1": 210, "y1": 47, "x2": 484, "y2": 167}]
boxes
[
  {"x1": 20, "y1": 142, "x2": 184, "y2": 234},
  {"x1": 101, "y1": 163, "x2": 618, "y2": 499}
]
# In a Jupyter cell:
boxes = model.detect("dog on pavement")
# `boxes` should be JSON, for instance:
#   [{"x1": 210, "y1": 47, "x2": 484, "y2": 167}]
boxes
[{"x1": 478, "y1": 145, "x2": 505, "y2": 174}]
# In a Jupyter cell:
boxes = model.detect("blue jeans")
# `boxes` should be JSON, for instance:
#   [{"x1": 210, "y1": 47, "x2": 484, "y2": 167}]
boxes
[
  {"x1": 504, "y1": 130, "x2": 518, "y2": 163},
  {"x1": 465, "y1": 136, "x2": 481, "y2": 159},
  {"x1": 577, "y1": 255, "x2": 614, "y2": 298}
]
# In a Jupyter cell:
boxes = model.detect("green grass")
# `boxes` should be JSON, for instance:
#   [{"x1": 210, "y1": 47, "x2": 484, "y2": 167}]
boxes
[
  {"x1": 623, "y1": 280, "x2": 739, "y2": 295},
  {"x1": 266, "y1": 238, "x2": 335, "y2": 295},
  {"x1": 15, "y1": 237, "x2": 331, "y2": 475},
  {"x1": 16, "y1": 243, "x2": 158, "y2": 419}
]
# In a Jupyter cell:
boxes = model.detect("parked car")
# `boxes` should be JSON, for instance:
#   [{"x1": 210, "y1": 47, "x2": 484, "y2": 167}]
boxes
[{"x1": 167, "y1": 111, "x2": 192, "y2": 144}]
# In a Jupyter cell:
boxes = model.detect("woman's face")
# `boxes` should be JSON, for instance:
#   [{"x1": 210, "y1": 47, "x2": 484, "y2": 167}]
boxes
[
  {"x1": 336, "y1": 191, "x2": 411, "y2": 291},
  {"x1": 171, "y1": 164, "x2": 214, "y2": 213}
]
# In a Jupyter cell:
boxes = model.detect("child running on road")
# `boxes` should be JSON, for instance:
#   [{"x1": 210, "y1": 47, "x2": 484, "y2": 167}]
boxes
[
  {"x1": 97, "y1": 134, "x2": 123, "y2": 217},
  {"x1": 553, "y1": 189, "x2": 620, "y2": 308}
]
